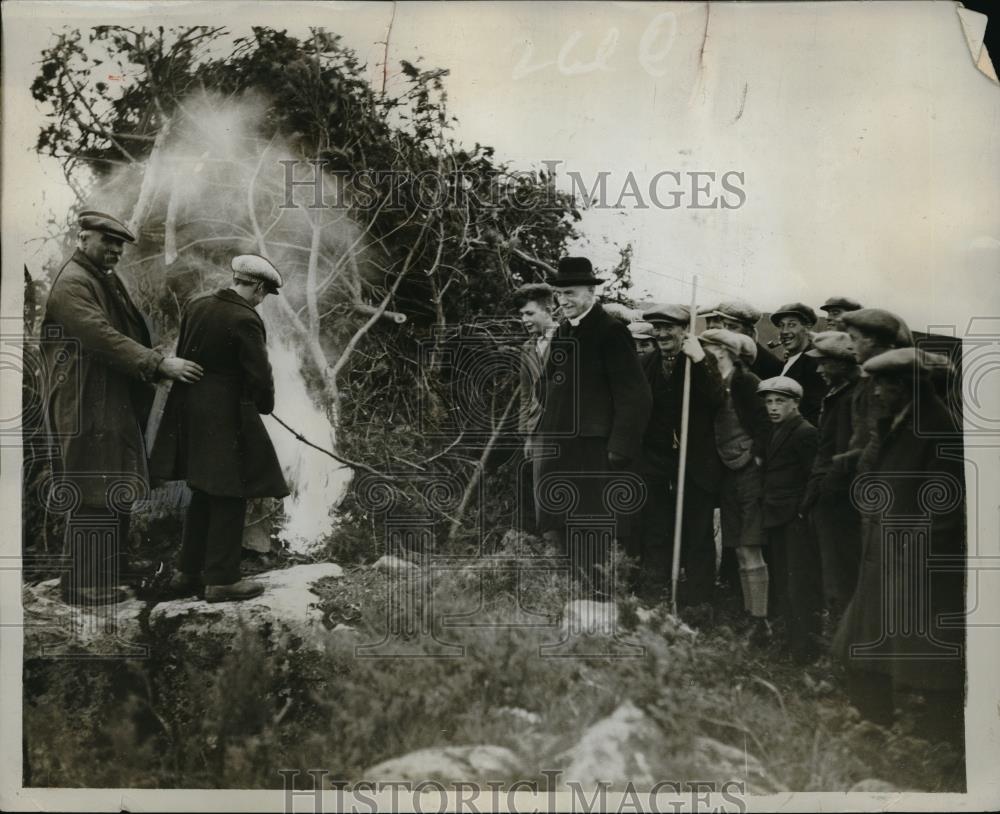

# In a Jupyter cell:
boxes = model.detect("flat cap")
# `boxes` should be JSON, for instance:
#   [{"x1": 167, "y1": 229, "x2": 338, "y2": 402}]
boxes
[
  {"x1": 840, "y1": 308, "x2": 912, "y2": 347},
  {"x1": 862, "y1": 347, "x2": 951, "y2": 377},
  {"x1": 78, "y1": 210, "x2": 136, "y2": 243},
  {"x1": 757, "y1": 376, "x2": 804, "y2": 399},
  {"x1": 820, "y1": 296, "x2": 862, "y2": 313},
  {"x1": 642, "y1": 303, "x2": 690, "y2": 325},
  {"x1": 770, "y1": 302, "x2": 818, "y2": 327},
  {"x1": 231, "y1": 254, "x2": 283, "y2": 293},
  {"x1": 628, "y1": 321, "x2": 657, "y2": 340},
  {"x1": 699, "y1": 299, "x2": 762, "y2": 325},
  {"x1": 700, "y1": 328, "x2": 757, "y2": 364},
  {"x1": 805, "y1": 330, "x2": 856, "y2": 361}
]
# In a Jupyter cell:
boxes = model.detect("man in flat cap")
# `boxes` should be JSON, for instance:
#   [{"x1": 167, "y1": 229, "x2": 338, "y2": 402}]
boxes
[
  {"x1": 757, "y1": 375, "x2": 821, "y2": 662},
  {"x1": 534, "y1": 257, "x2": 651, "y2": 596},
  {"x1": 819, "y1": 297, "x2": 862, "y2": 332},
  {"x1": 701, "y1": 300, "x2": 783, "y2": 379},
  {"x1": 42, "y1": 210, "x2": 204, "y2": 604},
  {"x1": 769, "y1": 302, "x2": 825, "y2": 426},
  {"x1": 641, "y1": 302, "x2": 725, "y2": 606},
  {"x1": 836, "y1": 308, "x2": 913, "y2": 477},
  {"x1": 833, "y1": 348, "x2": 964, "y2": 744},
  {"x1": 151, "y1": 254, "x2": 289, "y2": 602},
  {"x1": 700, "y1": 329, "x2": 771, "y2": 636},
  {"x1": 801, "y1": 331, "x2": 862, "y2": 618}
]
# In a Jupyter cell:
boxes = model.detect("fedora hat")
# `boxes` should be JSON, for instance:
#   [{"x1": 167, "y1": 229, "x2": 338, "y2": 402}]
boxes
[{"x1": 549, "y1": 257, "x2": 604, "y2": 287}]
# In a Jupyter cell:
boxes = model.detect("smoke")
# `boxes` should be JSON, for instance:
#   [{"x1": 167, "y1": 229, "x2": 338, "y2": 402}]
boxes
[
  {"x1": 88, "y1": 91, "x2": 362, "y2": 553},
  {"x1": 264, "y1": 336, "x2": 352, "y2": 555}
]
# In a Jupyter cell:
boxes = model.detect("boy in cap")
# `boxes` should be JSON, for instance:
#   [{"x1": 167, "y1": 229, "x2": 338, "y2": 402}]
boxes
[
  {"x1": 757, "y1": 376, "x2": 821, "y2": 662},
  {"x1": 769, "y1": 302, "x2": 825, "y2": 426},
  {"x1": 42, "y1": 210, "x2": 204, "y2": 605},
  {"x1": 700, "y1": 329, "x2": 771, "y2": 637},
  {"x1": 832, "y1": 348, "x2": 964, "y2": 744},
  {"x1": 641, "y1": 303, "x2": 725, "y2": 606},
  {"x1": 151, "y1": 254, "x2": 289, "y2": 602},
  {"x1": 700, "y1": 300, "x2": 783, "y2": 379},
  {"x1": 628, "y1": 321, "x2": 659, "y2": 361},
  {"x1": 819, "y1": 297, "x2": 862, "y2": 332},
  {"x1": 801, "y1": 331, "x2": 862, "y2": 617}
]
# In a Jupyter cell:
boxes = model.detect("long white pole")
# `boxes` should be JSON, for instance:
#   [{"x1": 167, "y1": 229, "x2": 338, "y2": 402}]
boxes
[{"x1": 670, "y1": 276, "x2": 698, "y2": 616}]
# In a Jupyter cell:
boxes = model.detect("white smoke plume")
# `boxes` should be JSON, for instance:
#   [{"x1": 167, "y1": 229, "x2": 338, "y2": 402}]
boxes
[{"x1": 88, "y1": 91, "x2": 360, "y2": 553}]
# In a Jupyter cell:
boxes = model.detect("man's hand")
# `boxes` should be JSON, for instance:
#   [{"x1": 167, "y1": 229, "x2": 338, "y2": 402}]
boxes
[
  {"x1": 607, "y1": 450, "x2": 630, "y2": 470},
  {"x1": 680, "y1": 335, "x2": 706, "y2": 363},
  {"x1": 158, "y1": 356, "x2": 204, "y2": 383}
]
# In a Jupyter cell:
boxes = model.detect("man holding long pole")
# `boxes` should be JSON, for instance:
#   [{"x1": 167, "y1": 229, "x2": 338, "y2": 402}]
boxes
[{"x1": 643, "y1": 283, "x2": 725, "y2": 614}]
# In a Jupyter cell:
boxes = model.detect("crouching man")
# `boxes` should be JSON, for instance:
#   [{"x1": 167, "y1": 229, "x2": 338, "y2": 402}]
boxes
[
  {"x1": 151, "y1": 255, "x2": 290, "y2": 602},
  {"x1": 757, "y1": 376, "x2": 821, "y2": 663}
]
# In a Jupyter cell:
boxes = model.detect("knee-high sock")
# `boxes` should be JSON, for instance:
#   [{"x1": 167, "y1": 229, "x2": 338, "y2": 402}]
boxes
[{"x1": 744, "y1": 565, "x2": 769, "y2": 618}]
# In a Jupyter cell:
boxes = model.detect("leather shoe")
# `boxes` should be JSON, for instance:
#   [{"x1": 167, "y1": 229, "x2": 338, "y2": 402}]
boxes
[
  {"x1": 205, "y1": 579, "x2": 265, "y2": 603},
  {"x1": 163, "y1": 571, "x2": 203, "y2": 599}
]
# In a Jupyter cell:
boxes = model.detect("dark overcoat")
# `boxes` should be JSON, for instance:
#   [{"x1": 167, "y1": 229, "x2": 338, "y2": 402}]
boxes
[
  {"x1": 658, "y1": 351, "x2": 726, "y2": 493},
  {"x1": 150, "y1": 288, "x2": 288, "y2": 499},
  {"x1": 750, "y1": 342, "x2": 784, "y2": 380},
  {"x1": 534, "y1": 304, "x2": 651, "y2": 530},
  {"x1": 783, "y1": 351, "x2": 826, "y2": 427},
  {"x1": 807, "y1": 375, "x2": 859, "y2": 501},
  {"x1": 833, "y1": 387, "x2": 965, "y2": 691},
  {"x1": 41, "y1": 250, "x2": 163, "y2": 506},
  {"x1": 761, "y1": 413, "x2": 818, "y2": 528},
  {"x1": 535, "y1": 304, "x2": 651, "y2": 460}
]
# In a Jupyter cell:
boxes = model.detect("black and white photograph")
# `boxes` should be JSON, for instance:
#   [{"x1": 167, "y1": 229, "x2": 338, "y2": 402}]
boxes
[{"x1": 1, "y1": 1, "x2": 998, "y2": 811}]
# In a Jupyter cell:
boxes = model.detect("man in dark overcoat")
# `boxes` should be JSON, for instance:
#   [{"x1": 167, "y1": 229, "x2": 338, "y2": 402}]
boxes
[
  {"x1": 151, "y1": 255, "x2": 289, "y2": 602},
  {"x1": 832, "y1": 348, "x2": 964, "y2": 745},
  {"x1": 534, "y1": 257, "x2": 651, "y2": 596},
  {"x1": 42, "y1": 210, "x2": 203, "y2": 604},
  {"x1": 802, "y1": 331, "x2": 862, "y2": 616},
  {"x1": 769, "y1": 302, "x2": 826, "y2": 426},
  {"x1": 641, "y1": 303, "x2": 726, "y2": 606},
  {"x1": 836, "y1": 308, "x2": 913, "y2": 477}
]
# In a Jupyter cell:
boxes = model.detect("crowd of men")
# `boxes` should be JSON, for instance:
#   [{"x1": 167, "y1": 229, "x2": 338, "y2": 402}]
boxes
[
  {"x1": 36, "y1": 210, "x2": 965, "y2": 746},
  {"x1": 513, "y1": 256, "x2": 965, "y2": 743}
]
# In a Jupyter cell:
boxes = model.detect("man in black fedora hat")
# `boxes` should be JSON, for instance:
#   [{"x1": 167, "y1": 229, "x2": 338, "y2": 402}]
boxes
[{"x1": 533, "y1": 257, "x2": 651, "y2": 596}]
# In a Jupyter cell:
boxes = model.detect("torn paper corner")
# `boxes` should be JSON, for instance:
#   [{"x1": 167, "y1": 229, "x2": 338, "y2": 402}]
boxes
[{"x1": 957, "y1": 5, "x2": 999, "y2": 83}]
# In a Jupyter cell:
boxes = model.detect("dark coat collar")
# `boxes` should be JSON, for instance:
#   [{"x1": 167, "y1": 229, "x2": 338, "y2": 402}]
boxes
[
  {"x1": 72, "y1": 248, "x2": 110, "y2": 278},
  {"x1": 213, "y1": 287, "x2": 261, "y2": 317},
  {"x1": 768, "y1": 412, "x2": 806, "y2": 456}
]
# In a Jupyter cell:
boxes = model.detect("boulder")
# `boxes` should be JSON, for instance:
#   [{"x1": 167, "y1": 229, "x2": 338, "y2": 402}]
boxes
[
  {"x1": 149, "y1": 563, "x2": 344, "y2": 650},
  {"x1": 364, "y1": 745, "x2": 523, "y2": 783},
  {"x1": 22, "y1": 579, "x2": 147, "y2": 659},
  {"x1": 372, "y1": 555, "x2": 420, "y2": 575},
  {"x1": 555, "y1": 702, "x2": 784, "y2": 794},
  {"x1": 557, "y1": 701, "x2": 665, "y2": 789}
]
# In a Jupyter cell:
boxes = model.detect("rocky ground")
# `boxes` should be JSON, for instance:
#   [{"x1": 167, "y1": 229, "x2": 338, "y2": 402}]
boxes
[{"x1": 20, "y1": 532, "x2": 965, "y2": 793}]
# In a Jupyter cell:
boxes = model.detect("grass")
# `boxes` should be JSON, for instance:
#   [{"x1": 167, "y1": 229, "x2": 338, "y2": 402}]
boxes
[{"x1": 22, "y1": 530, "x2": 964, "y2": 792}]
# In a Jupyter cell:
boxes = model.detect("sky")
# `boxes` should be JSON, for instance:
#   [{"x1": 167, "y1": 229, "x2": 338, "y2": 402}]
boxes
[{"x1": 3, "y1": 0, "x2": 999, "y2": 333}]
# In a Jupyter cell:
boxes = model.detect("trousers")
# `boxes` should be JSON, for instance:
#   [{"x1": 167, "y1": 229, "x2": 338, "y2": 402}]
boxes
[
  {"x1": 178, "y1": 489, "x2": 247, "y2": 585},
  {"x1": 60, "y1": 506, "x2": 132, "y2": 596},
  {"x1": 767, "y1": 517, "x2": 823, "y2": 661}
]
